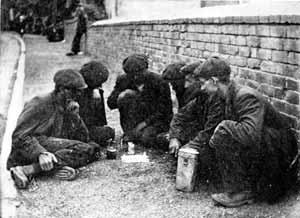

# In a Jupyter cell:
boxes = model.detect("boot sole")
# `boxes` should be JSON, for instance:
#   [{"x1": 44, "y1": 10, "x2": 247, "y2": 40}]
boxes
[
  {"x1": 10, "y1": 168, "x2": 29, "y2": 189},
  {"x1": 213, "y1": 198, "x2": 254, "y2": 208}
]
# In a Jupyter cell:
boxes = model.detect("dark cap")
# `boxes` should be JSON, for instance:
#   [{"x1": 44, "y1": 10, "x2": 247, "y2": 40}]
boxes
[
  {"x1": 162, "y1": 62, "x2": 186, "y2": 81},
  {"x1": 122, "y1": 54, "x2": 148, "y2": 75},
  {"x1": 54, "y1": 69, "x2": 87, "y2": 89},
  {"x1": 194, "y1": 56, "x2": 231, "y2": 81},
  {"x1": 180, "y1": 61, "x2": 202, "y2": 77},
  {"x1": 80, "y1": 61, "x2": 109, "y2": 88}
]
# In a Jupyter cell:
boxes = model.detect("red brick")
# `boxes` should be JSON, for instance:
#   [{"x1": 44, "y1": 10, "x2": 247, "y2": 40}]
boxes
[
  {"x1": 187, "y1": 24, "x2": 204, "y2": 33},
  {"x1": 272, "y1": 75, "x2": 286, "y2": 88},
  {"x1": 260, "y1": 61, "x2": 284, "y2": 74},
  {"x1": 204, "y1": 25, "x2": 220, "y2": 34},
  {"x1": 274, "y1": 87, "x2": 285, "y2": 100},
  {"x1": 271, "y1": 50, "x2": 288, "y2": 63},
  {"x1": 218, "y1": 44, "x2": 238, "y2": 55},
  {"x1": 272, "y1": 99, "x2": 286, "y2": 112},
  {"x1": 257, "y1": 49, "x2": 272, "y2": 60},
  {"x1": 237, "y1": 25, "x2": 256, "y2": 35},
  {"x1": 284, "y1": 91, "x2": 300, "y2": 105},
  {"x1": 246, "y1": 36, "x2": 260, "y2": 47},
  {"x1": 286, "y1": 79, "x2": 299, "y2": 91},
  {"x1": 229, "y1": 56, "x2": 247, "y2": 67},
  {"x1": 270, "y1": 26, "x2": 287, "y2": 37},
  {"x1": 239, "y1": 47, "x2": 250, "y2": 57},
  {"x1": 256, "y1": 25, "x2": 270, "y2": 36},
  {"x1": 247, "y1": 58, "x2": 261, "y2": 69},
  {"x1": 260, "y1": 84, "x2": 275, "y2": 97},
  {"x1": 256, "y1": 72, "x2": 272, "y2": 84},
  {"x1": 236, "y1": 36, "x2": 247, "y2": 46},
  {"x1": 287, "y1": 25, "x2": 300, "y2": 38},
  {"x1": 221, "y1": 25, "x2": 238, "y2": 34},
  {"x1": 284, "y1": 103, "x2": 300, "y2": 118},
  {"x1": 211, "y1": 34, "x2": 221, "y2": 43},
  {"x1": 260, "y1": 38, "x2": 283, "y2": 50},
  {"x1": 245, "y1": 80, "x2": 260, "y2": 89},
  {"x1": 287, "y1": 52, "x2": 300, "y2": 65}
]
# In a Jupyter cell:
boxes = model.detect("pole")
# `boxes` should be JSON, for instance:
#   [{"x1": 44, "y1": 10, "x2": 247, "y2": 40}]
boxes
[
  {"x1": 53, "y1": 0, "x2": 57, "y2": 24},
  {"x1": 0, "y1": 0, "x2": 2, "y2": 31}
]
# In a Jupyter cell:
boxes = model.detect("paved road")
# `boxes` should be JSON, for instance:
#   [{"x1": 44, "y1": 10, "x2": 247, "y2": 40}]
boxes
[{"x1": 5, "y1": 33, "x2": 300, "y2": 218}]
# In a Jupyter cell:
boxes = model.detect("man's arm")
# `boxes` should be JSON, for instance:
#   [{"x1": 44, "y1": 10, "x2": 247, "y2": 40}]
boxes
[
  {"x1": 12, "y1": 98, "x2": 48, "y2": 163},
  {"x1": 169, "y1": 98, "x2": 200, "y2": 142},
  {"x1": 210, "y1": 94, "x2": 263, "y2": 147},
  {"x1": 188, "y1": 94, "x2": 225, "y2": 148},
  {"x1": 144, "y1": 81, "x2": 173, "y2": 126},
  {"x1": 107, "y1": 74, "x2": 130, "y2": 109}
]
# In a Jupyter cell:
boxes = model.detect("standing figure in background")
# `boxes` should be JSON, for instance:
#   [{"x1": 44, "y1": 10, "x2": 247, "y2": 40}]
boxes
[{"x1": 66, "y1": 2, "x2": 88, "y2": 56}]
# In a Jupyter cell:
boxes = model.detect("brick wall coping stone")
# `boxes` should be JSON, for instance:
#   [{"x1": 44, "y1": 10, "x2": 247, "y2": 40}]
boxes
[{"x1": 91, "y1": 15, "x2": 300, "y2": 28}]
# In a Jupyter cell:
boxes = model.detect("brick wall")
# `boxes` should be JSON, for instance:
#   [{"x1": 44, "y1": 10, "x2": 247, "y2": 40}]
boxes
[{"x1": 87, "y1": 15, "x2": 300, "y2": 145}]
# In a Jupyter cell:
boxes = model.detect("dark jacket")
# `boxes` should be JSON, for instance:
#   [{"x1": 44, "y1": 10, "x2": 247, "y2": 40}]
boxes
[
  {"x1": 79, "y1": 88, "x2": 107, "y2": 129},
  {"x1": 107, "y1": 71, "x2": 173, "y2": 129},
  {"x1": 210, "y1": 81, "x2": 296, "y2": 150},
  {"x1": 7, "y1": 92, "x2": 89, "y2": 169},
  {"x1": 76, "y1": 8, "x2": 87, "y2": 33},
  {"x1": 169, "y1": 92, "x2": 225, "y2": 146},
  {"x1": 210, "y1": 81, "x2": 298, "y2": 198}
]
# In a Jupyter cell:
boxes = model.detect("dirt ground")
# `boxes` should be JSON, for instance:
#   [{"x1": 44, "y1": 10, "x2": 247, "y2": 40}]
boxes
[{"x1": 12, "y1": 34, "x2": 300, "y2": 218}]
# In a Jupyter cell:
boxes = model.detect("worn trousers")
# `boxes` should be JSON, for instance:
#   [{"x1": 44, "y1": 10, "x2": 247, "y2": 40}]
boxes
[
  {"x1": 71, "y1": 31, "x2": 84, "y2": 53},
  {"x1": 7, "y1": 136, "x2": 99, "y2": 170},
  {"x1": 117, "y1": 91, "x2": 166, "y2": 147}
]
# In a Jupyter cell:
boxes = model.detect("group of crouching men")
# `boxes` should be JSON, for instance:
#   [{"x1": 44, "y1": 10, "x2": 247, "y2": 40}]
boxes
[{"x1": 7, "y1": 54, "x2": 298, "y2": 207}]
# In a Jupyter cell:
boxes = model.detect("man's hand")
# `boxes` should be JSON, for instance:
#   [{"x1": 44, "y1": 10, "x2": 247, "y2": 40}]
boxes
[
  {"x1": 66, "y1": 100, "x2": 80, "y2": 115},
  {"x1": 118, "y1": 89, "x2": 136, "y2": 99},
  {"x1": 39, "y1": 152, "x2": 58, "y2": 171},
  {"x1": 135, "y1": 121, "x2": 147, "y2": 132},
  {"x1": 169, "y1": 138, "x2": 181, "y2": 157}
]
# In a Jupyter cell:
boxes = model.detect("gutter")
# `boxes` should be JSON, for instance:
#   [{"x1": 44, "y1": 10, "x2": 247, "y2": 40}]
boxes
[{"x1": 0, "y1": 34, "x2": 26, "y2": 218}]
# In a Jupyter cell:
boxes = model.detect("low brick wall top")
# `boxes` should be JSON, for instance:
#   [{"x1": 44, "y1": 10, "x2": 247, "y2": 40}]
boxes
[
  {"x1": 91, "y1": 15, "x2": 300, "y2": 26},
  {"x1": 87, "y1": 15, "x2": 300, "y2": 143}
]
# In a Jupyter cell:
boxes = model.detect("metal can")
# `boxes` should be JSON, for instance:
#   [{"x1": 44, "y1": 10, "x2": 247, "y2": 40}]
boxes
[
  {"x1": 127, "y1": 142, "x2": 135, "y2": 155},
  {"x1": 106, "y1": 146, "x2": 117, "y2": 159}
]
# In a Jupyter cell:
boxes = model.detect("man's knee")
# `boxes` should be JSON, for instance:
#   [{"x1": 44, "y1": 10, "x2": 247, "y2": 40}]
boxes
[
  {"x1": 117, "y1": 91, "x2": 138, "y2": 108},
  {"x1": 140, "y1": 127, "x2": 158, "y2": 146},
  {"x1": 90, "y1": 126, "x2": 115, "y2": 145}
]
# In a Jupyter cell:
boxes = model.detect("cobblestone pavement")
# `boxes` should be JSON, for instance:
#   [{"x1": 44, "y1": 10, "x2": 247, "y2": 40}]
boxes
[{"x1": 9, "y1": 34, "x2": 300, "y2": 218}]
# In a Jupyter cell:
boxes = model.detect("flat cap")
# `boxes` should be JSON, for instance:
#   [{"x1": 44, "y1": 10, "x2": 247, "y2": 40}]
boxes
[
  {"x1": 194, "y1": 56, "x2": 231, "y2": 81},
  {"x1": 180, "y1": 61, "x2": 202, "y2": 77},
  {"x1": 54, "y1": 69, "x2": 87, "y2": 89},
  {"x1": 162, "y1": 62, "x2": 186, "y2": 81},
  {"x1": 80, "y1": 61, "x2": 109, "y2": 88},
  {"x1": 122, "y1": 54, "x2": 148, "y2": 75}
]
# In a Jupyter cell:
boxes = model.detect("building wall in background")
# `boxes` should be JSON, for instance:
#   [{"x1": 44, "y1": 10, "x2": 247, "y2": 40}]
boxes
[{"x1": 87, "y1": 15, "x2": 300, "y2": 145}]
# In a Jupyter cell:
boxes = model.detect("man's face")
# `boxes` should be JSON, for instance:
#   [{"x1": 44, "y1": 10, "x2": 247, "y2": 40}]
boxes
[
  {"x1": 199, "y1": 77, "x2": 218, "y2": 95},
  {"x1": 184, "y1": 74, "x2": 196, "y2": 89},
  {"x1": 59, "y1": 87, "x2": 83, "y2": 102},
  {"x1": 170, "y1": 79, "x2": 185, "y2": 91}
]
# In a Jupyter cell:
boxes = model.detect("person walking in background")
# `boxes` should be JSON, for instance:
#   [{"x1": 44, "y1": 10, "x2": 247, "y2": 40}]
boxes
[
  {"x1": 66, "y1": 1, "x2": 88, "y2": 56},
  {"x1": 78, "y1": 61, "x2": 115, "y2": 147}
]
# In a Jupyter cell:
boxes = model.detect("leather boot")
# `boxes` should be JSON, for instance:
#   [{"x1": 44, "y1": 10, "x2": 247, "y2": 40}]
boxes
[{"x1": 211, "y1": 191, "x2": 255, "y2": 207}]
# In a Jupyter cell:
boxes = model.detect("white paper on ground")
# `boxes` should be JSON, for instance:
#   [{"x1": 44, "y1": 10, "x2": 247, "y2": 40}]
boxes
[{"x1": 121, "y1": 153, "x2": 150, "y2": 163}]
